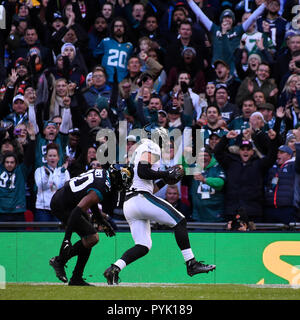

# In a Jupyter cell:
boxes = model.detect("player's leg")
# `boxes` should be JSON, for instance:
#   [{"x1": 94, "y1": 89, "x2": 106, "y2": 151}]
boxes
[
  {"x1": 67, "y1": 215, "x2": 99, "y2": 286},
  {"x1": 50, "y1": 195, "x2": 98, "y2": 285},
  {"x1": 104, "y1": 196, "x2": 152, "y2": 285},
  {"x1": 104, "y1": 220, "x2": 151, "y2": 285},
  {"x1": 49, "y1": 192, "x2": 70, "y2": 283},
  {"x1": 141, "y1": 193, "x2": 216, "y2": 276}
]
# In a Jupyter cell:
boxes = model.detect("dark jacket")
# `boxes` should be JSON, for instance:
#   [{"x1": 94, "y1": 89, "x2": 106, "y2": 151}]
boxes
[
  {"x1": 214, "y1": 135, "x2": 277, "y2": 218},
  {"x1": 83, "y1": 85, "x2": 111, "y2": 108},
  {"x1": 264, "y1": 151, "x2": 299, "y2": 208}
]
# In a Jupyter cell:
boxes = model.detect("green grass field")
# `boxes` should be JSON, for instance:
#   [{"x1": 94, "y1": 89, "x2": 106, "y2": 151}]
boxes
[{"x1": 1, "y1": 283, "x2": 300, "y2": 300}]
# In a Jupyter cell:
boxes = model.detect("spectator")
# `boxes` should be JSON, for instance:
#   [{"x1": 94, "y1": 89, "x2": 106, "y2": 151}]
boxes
[
  {"x1": 121, "y1": 2, "x2": 147, "y2": 42},
  {"x1": 198, "y1": 105, "x2": 228, "y2": 147},
  {"x1": 119, "y1": 53, "x2": 163, "y2": 98},
  {"x1": 49, "y1": 9, "x2": 89, "y2": 72},
  {"x1": 256, "y1": 0, "x2": 288, "y2": 52},
  {"x1": 88, "y1": 14, "x2": 108, "y2": 66},
  {"x1": 264, "y1": 144, "x2": 299, "y2": 224},
  {"x1": 135, "y1": 93, "x2": 162, "y2": 127},
  {"x1": 83, "y1": 68, "x2": 111, "y2": 109},
  {"x1": 274, "y1": 34, "x2": 300, "y2": 87},
  {"x1": 190, "y1": 147, "x2": 225, "y2": 222},
  {"x1": 161, "y1": 48, "x2": 206, "y2": 98},
  {"x1": 155, "y1": 140, "x2": 183, "y2": 200},
  {"x1": 68, "y1": 145, "x2": 98, "y2": 177},
  {"x1": 214, "y1": 84, "x2": 240, "y2": 124},
  {"x1": 157, "y1": 109, "x2": 169, "y2": 129},
  {"x1": 165, "y1": 95, "x2": 193, "y2": 132},
  {"x1": 93, "y1": 17, "x2": 134, "y2": 84},
  {"x1": 139, "y1": 14, "x2": 168, "y2": 55},
  {"x1": 187, "y1": 0, "x2": 267, "y2": 75},
  {"x1": 235, "y1": 62, "x2": 278, "y2": 108},
  {"x1": 234, "y1": 49, "x2": 264, "y2": 81},
  {"x1": 34, "y1": 120, "x2": 68, "y2": 169},
  {"x1": 101, "y1": 2, "x2": 114, "y2": 24},
  {"x1": 48, "y1": 78, "x2": 70, "y2": 121},
  {"x1": 6, "y1": 17, "x2": 29, "y2": 54},
  {"x1": 60, "y1": 43, "x2": 86, "y2": 86},
  {"x1": 212, "y1": 59, "x2": 240, "y2": 103},
  {"x1": 165, "y1": 20, "x2": 207, "y2": 74},
  {"x1": 258, "y1": 103, "x2": 286, "y2": 136},
  {"x1": 240, "y1": 12, "x2": 275, "y2": 58},
  {"x1": 13, "y1": 26, "x2": 52, "y2": 68},
  {"x1": 214, "y1": 129, "x2": 277, "y2": 222},
  {"x1": 0, "y1": 130, "x2": 35, "y2": 224},
  {"x1": 278, "y1": 74, "x2": 300, "y2": 109},
  {"x1": 70, "y1": 106, "x2": 102, "y2": 152},
  {"x1": 147, "y1": 48, "x2": 167, "y2": 95},
  {"x1": 165, "y1": 184, "x2": 192, "y2": 221},
  {"x1": 169, "y1": 71, "x2": 202, "y2": 113},
  {"x1": 253, "y1": 89, "x2": 267, "y2": 108},
  {"x1": 64, "y1": 128, "x2": 82, "y2": 170},
  {"x1": 34, "y1": 143, "x2": 70, "y2": 224},
  {"x1": 227, "y1": 98, "x2": 258, "y2": 140},
  {"x1": 0, "y1": 135, "x2": 23, "y2": 164},
  {"x1": 2, "y1": 94, "x2": 32, "y2": 128}
]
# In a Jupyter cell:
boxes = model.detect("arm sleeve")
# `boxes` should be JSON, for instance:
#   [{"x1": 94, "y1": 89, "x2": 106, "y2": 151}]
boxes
[
  {"x1": 186, "y1": 0, "x2": 213, "y2": 31},
  {"x1": 59, "y1": 107, "x2": 71, "y2": 134},
  {"x1": 242, "y1": 4, "x2": 266, "y2": 31},
  {"x1": 28, "y1": 104, "x2": 39, "y2": 135},
  {"x1": 137, "y1": 162, "x2": 168, "y2": 180},
  {"x1": 205, "y1": 177, "x2": 225, "y2": 190}
]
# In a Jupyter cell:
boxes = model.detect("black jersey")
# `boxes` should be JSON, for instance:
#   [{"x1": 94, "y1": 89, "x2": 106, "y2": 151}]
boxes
[{"x1": 62, "y1": 169, "x2": 112, "y2": 209}]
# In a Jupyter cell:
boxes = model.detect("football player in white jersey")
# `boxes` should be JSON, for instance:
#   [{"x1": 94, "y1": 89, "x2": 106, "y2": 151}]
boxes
[{"x1": 103, "y1": 125, "x2": 216, "y2": 285}]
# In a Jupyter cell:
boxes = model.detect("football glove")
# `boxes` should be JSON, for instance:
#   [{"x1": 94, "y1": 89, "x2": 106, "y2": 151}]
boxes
[
  {"x1": 163, "y1": 165, "x2": 184, "y2": 185},
  {"x1": 99, "y1": 219, "x2": 116, "y2": 237}
]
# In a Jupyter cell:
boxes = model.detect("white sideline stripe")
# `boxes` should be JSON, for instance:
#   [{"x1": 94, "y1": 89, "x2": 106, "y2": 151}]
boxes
[{"x1": 7, "y1": 282, "x2": 300, "y2": 289}]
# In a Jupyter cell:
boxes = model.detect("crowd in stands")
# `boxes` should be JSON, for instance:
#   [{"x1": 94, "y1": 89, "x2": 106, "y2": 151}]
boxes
[{"x1": 0, "y1": 0, "x2": 300, "y2": 230}]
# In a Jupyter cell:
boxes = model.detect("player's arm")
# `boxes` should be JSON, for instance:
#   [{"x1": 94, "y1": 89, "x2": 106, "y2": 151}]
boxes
[
  {"x1": 77, "y1": 190, "x2": 100, "y2": 212},
  {"x1": 90, "y1": 203, "x2": 115, "y2": 237},
  {"x1": 138, "y1": 152, "x2": 184, "y2": 184},
  {"x1": 138, "y1": 152, "x2": 168, "y2": 180}
]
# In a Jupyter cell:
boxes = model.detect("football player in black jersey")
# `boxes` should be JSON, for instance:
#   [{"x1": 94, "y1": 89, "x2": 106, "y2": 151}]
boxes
[{"x1": 49, "y1": 165, "x2": 133, "y2": 286}]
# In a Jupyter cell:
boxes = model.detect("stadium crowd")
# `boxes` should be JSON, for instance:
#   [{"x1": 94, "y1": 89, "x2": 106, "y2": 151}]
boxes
[{"x1": 0, "y1": 0, "x2": 300, "y2": 229}]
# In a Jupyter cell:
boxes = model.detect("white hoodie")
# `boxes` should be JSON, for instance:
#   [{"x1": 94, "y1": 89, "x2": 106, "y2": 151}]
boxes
[{"x1": 35, "y1": 166, "x2": 70, "y2": 210}]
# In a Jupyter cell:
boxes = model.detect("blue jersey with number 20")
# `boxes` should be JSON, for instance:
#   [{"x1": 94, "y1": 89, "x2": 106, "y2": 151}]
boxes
[{"x1": 93, "y1": 37, "x2": 133, "y2": 83}]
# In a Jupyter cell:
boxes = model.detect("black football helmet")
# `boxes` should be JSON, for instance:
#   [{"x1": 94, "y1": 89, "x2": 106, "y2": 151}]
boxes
[{"x1": 108, "y1": 164, "x2": 134, "y2": 191}]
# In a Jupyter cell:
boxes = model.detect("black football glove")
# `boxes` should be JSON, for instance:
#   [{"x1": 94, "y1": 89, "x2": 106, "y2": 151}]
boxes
[
  {"x1": 165, "y1": 165, "x2": 184, "y2": 183},
  {"x1": 100, "y1": 219, "x2": 116, "y2": 237}
]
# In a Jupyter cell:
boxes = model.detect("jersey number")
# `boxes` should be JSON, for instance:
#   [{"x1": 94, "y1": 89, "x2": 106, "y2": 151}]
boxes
[
  {"x1": 107, "y1": 49, "x2": 127, "y2": 68},
  {"x1": 0, "y1": 172, "x2": 16, "y2": 189},
  {"x1": 69, "y1": 171, "x2": 94, "y2": 192}
]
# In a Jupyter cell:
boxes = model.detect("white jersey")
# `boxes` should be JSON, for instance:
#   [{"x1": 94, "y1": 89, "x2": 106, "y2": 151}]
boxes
[{"x1": 130, "y1": 139, "x2": 161, "y2": 193}]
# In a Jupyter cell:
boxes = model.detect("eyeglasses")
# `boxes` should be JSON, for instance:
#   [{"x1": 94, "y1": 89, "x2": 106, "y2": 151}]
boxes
[{"x1": 93, "y1": 74, "x2": 105, "y2": 78}]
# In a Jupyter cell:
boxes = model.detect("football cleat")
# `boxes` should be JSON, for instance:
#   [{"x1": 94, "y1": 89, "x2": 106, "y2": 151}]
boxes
[
  {"x1": 49, "y1": 256, "x2": 68, "y2": 283},
  {"x1": 68, "y1": 277, "x2": 94, "y2": 286},
  {"x1": 186, "y1": 258, "x2": 216, "y2": 277},
  {"x1": 103, "y1": 264, "x2": 120, "y2": 285}
]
